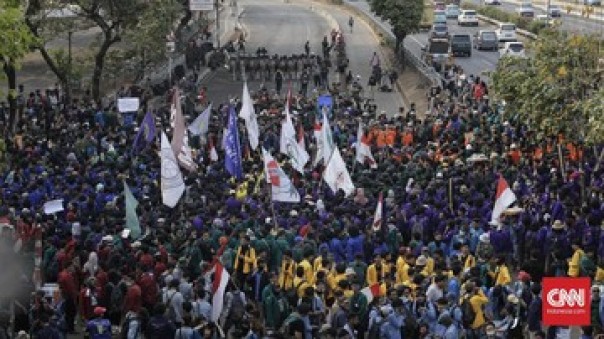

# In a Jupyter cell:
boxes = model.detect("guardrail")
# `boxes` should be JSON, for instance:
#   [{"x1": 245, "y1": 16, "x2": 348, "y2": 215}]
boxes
[{"x1": 341, "y1": 1, "x2": 445, "y2": 87}]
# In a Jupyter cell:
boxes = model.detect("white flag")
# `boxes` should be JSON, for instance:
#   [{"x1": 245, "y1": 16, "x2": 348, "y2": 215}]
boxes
[
  {"x1": 356, "y1": 122, "x2": 377, "y2": 169},
  {"x1": 280, "y1": 107, "x2": 309, "y2": 173},
  {"x1": 239, "y1": 82, "x2": 260, "y2": 150},
  {"x1": 161, "y1": 131, "x2": 185, "y2": 208},
  {"x1": 209, "y1": 140, "x2": 219, "y2": 162},
  {"x1": 321, "y1": 109, "x2": 335, "y2": 164},
  {"x1": 372, "y1": 192, "x2": 383, "y2": 232},
  {"x1": 312, "y1": 121, "x2": 323, "y2": 167},
  {"x1": 263, "y1": 148, "x2": 301, "y2": 203},
  {"x1": 188, "y1": 104, "x2": 212, "y2": 136},
  {"x1": 171, "y1": 87, "x2": 197, "y2": 172},
  {"x1": 323, "y1": 147, "x2": 355, "y2": 197}
]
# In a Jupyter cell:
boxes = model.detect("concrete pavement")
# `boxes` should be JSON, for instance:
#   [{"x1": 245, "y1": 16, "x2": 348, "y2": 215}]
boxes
[{"x1": 199, "y1": 0, "x2": 406, "y2": 116}]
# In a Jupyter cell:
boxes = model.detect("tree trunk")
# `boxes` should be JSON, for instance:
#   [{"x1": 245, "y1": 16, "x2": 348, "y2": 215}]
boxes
[
  {"x1": 92, "y1": 32, "x2": 120, "y2": 103},
  {"x1": 4, "y1": 61, "x2": 17, "y2": 133}
]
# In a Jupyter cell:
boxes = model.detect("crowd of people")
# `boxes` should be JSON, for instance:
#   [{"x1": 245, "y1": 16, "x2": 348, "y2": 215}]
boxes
[{"x1": 0, "y1": 23, "x2": 602, "y2": 339}]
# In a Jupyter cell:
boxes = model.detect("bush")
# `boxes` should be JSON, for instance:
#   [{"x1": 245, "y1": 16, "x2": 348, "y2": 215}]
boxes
[{"x1": 526, "y1": 20, "x2": 547, "y2": 34}]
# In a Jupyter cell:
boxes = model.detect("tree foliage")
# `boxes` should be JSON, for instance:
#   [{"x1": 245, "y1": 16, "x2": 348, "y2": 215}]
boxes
[
  {"x1": 491, "y1": 29, "x2": 603, "y2": 144},
  {"x1": 24, "y1": 0, "x2": 189, "y2": 102},
  {"x1": 369, "y1": 0, "x2": 424, "y2": 51}
]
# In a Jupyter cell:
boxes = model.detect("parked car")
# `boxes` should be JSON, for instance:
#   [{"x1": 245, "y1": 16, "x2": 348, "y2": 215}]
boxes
[
  {"x1": 516, "y1": 2, "x2": 535, "y2": 17},
  {"x1": 473, "y1": 30, "x2": 498, "y2": 50},
  {"x1": 485, "y1": 0, "x2": 501, "y2": 4},
  {"x1": 450, "y1": 34, "x2": 472, "y2": 56},
  {"x1": 434, "y1": 10, "x2": 448, "y2": 24},
  {"x1": 548, "y1": 4, "x2": 562, "y2": 16},
  {"x1": 499, "y1": 41, "x2": 526, "y2": 58},
  {"x1": 430, "y1": 23, "x2": 450, "y2": 39},
  {"x1": 445, "y1": 4, "x2": 461, "y2": 18},
  {"x1": 496, "y1": 23, "x2": 517, "y2": 42},
  {"x1": 458, "y1": 10, "x2": 479, "y2": 26},
  {"x1": 583, "y1": 0, "x2": 601, "y2": 5}
]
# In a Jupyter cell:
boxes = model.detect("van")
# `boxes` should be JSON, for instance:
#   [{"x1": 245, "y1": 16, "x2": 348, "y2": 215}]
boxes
[{"x1": 450, "y1": 34, "x2": 472, "y2": 56}]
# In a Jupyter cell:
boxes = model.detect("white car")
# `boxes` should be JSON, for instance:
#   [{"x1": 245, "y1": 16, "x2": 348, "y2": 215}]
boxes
[
  {"x1": 496, "y1": 23, "x2": 517, "y2": 42},
  {"x1": 485, "y1": 0, "x2": 501, "y2": 4},
  {"x1": 499, "y1": 41, "x2": 526, "y2": 58},
  {"x1": 516, "y1": 3, "x2": 535, "y2": 18},
  {"x1": 458, "y1": 10, "x2": 479, "y2": 26},
  {"x1": 445, "y1": 4, "x2": 461, "y2": 18}
]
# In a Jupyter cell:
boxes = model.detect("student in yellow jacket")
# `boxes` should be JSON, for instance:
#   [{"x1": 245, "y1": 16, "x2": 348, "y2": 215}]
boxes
[
  {"x1": 293, "y1": 266, "x2": 312, "y2": 299},
  {"x1": 488, "y1": 256, "x2": 511, "y2": 287},
  {"x1": 396, "y1": 253, "x2": 414, "y2": 286},
  {"x1": 366, "y1": 254, "x2": 391, "y2": 286},
  {"x1": 568, "y1": 242, "x2": 585, "y2": 277},
  {"x1": 461, "y1": 282, "x2": 489, "y2": 330},
  {"x1": 234, "y1": 235, "x2": 257, "y2": 286},
  {"x1": 278, "y1": 250, "x2": 296, "y2": 290},
  {"x1": 460, "y1": 244, "x2": 476, "y2": 272},
  {"x1": 298, "y1": 251, "x2": 315, "y2": 285}
]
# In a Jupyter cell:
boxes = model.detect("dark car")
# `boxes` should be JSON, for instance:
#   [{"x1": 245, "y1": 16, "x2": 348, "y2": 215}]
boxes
[
  {"x1": 473, "y1": 30, "x2": 498, "y2": 51},
  {"x1": 430, "y1": 23, "x2": 449, "y2": 39},
  {"x1": 450, "y1": 34, "x2": 472, "y2": 57}
]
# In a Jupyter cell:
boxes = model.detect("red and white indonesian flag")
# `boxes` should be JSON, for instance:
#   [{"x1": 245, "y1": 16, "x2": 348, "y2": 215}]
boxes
[
  {"x1": 372, "y1": 192, "x2": 383, "y2": 232},
  {"x1": 211, "y1": 261, "x2": 230, "y2": 322},
  {"x1": 355, "y1": 122, "x2": 377, "y2": 169},
  {"x1": 361, "y1": 283, "x2": 381, "y2": 303},
  {"x1": 263, "y1": 148, "x2": 301, "y2": 203},
  {"x1": 491, "y1": 175, "x2": 517, "y2": 223}
]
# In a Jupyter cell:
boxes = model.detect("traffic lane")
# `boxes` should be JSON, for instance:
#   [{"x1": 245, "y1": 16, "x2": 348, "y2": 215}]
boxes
[
  {"x1": 241, "y1": 1, "x2": 333, "y2": 56},
  {"x1": 325, "y1": 1, "x2": 407, "y2": 113},
  {"x1": 475, "y1": 1, "x2": 604, "y2": 36},
  {"x1": 405, "y1": 20, "x2": 500, "y2": 79}
]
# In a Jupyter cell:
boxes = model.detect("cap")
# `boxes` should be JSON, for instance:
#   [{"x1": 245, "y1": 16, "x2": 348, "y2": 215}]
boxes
[
  {"x1": 94, "y1": 306, "x2": 106, "y2": 316},
  {"x1": 345, "y1": 268, "x2": 356, "y2": 276},
  {"x1": 416, "y1": 255, "x2": 428, "y2": 266}
]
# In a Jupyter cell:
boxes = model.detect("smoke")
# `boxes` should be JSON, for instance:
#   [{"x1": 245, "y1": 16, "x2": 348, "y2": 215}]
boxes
[{"x1": 0, "y1": 237, "x2": 34, "y2": 303}]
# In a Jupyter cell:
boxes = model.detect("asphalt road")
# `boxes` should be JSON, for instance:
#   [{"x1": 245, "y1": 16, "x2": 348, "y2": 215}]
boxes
[
  {"x1": 479, "y1": 0, "x2": 604, "y2": 37},
  {"x1": 200, "y1": 0, "x2": 405, "y2": 115}
]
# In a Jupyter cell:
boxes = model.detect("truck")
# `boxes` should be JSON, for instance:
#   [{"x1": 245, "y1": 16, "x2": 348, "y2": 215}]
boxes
[{"x1": 422, "y1": 38, "x2": 453, "y2": 72}]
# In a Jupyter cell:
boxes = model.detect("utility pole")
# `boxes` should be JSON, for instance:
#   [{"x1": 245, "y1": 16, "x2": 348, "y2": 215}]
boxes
[
  {"x1": 546, "y1": 0, "x2": 552, "y2": 27},
  {"x1": 215, "y1": 0, "x2": 220, "y2": 49}
]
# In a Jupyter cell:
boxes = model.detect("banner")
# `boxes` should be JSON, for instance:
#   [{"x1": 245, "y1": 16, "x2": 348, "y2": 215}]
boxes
[{"x1": 117, "y1": 97, "x2": 140, "y2": 113}]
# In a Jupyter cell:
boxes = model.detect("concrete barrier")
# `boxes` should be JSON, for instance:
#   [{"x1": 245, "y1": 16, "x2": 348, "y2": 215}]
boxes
[{"x1": 476, "y1": 14, "x2": 538, "y2": 40}]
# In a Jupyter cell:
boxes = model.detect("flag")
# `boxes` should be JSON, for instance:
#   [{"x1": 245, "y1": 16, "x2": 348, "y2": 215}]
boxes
[
  {"x1": 361, "y1": 283, "x2": 382, "y2": 304},
  {"x1": 312, "y1": 121, "x2": 323, "y2": 167},
  {"x1": 188, "y1": 103, "x2": 212, "y2": 137},
  {"x1": 170, "y1": 87, "x2": 197, "y2": 172},
  {"x1": 491, "y1": 175, "x2": 517, "y2": 222},
  {"x1": 209, "y1": 140, "x2": 218, "y2": 162},
  {"x1": 262, "y1": 148, "x2": 301, "y2": 203},
  {"x1": 356, "y1": 122, "x2": 377, "y2": 169},
  {"x1": 225, "y1": 106, "x2": 243, "y2": 179},
  {"x1": 161, "y1": 131, "x2": 185, "y2": 208},
  {"x1": 221, "y1": 127, "x2": 227, "y2": 150},
  {"x1": 239, "y1": 82, "x2": 259, "y2": 150},
  {"x1": 280, "y1": 105, "x2": 309, "y2": 173},
  {"x1": 123, "y1": 181, "x2": 141, "y2": 239},
  {"x1": 323, "y1": 147, "x2": 355, "y2": 197},
  {"x1": 372, "y1": 192, "x2": 383, "y2": 232},
  {"x1": 211, "y1": 261, "x2": 230, "y2": 322},
  {"x1": 298, "y1": 124, "x2": 306, "y2": 150},
  {"x1": 132, "y1": 111, "x2": 156, "y2": 153},
  {"x1": 321, "y1": 110, "x2": 335, "y2": 164}
]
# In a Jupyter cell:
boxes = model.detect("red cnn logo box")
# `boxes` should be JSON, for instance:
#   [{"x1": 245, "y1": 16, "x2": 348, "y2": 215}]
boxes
[{"x1": 543, "y1": 277, "x2": 591, "y2": 326}]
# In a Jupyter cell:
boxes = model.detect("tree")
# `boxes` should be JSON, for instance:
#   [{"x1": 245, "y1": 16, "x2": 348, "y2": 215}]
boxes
[
  {"x1": 0, "y1": 0, "x2": 38, "y2": 129},
  {"x1": 491, "y1": 29, "x2": 603, "y2": 144},
  {"x1": 369, "y1": 0, "x2": 424, "y2": 53}
]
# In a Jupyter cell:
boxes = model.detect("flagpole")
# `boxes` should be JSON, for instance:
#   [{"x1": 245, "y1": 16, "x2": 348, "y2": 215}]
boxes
[{"x1": 448, "y1": 178, "x2": 454, "y2": 213}]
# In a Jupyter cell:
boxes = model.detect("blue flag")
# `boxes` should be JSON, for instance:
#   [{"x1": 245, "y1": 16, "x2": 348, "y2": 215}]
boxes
[
  {"x1": 224, "y1": 106, "x2": 243, "y2": 179},
  {"x1": 132, "y1": 111, "x2": 157, "y2": 153}
]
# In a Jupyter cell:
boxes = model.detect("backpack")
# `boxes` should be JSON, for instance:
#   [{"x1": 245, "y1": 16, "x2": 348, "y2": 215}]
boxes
[
  {"x1": 367, "y1": 311, "x2": 383, "y2": 339},
  {"x1": 400, "y1": 303, "x2": 418, "y2": 338},
  {"x1": 286, "y1": 280, "x2": 306, "y2": 307},
  {"x1": 164, "y1": 290, "x2": 178, "y2": 321},
  {"x1": 120, "y1": 313, "x2": 140, "y2": 339},
  {"x1": 461, "y1": 296, "x2": 476, "y2": 329},
  {"x1": 227, "y1": 291, "x2": 246, "y2": 322},
  {"x1": 279, "y1": 312, "x2": 301, "y2": 337}
]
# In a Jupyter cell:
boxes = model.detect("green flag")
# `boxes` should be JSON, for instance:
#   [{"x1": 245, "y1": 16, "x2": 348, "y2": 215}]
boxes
[{"x1": 123, "y1": 181, "x2": 141, "y2": 239}]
